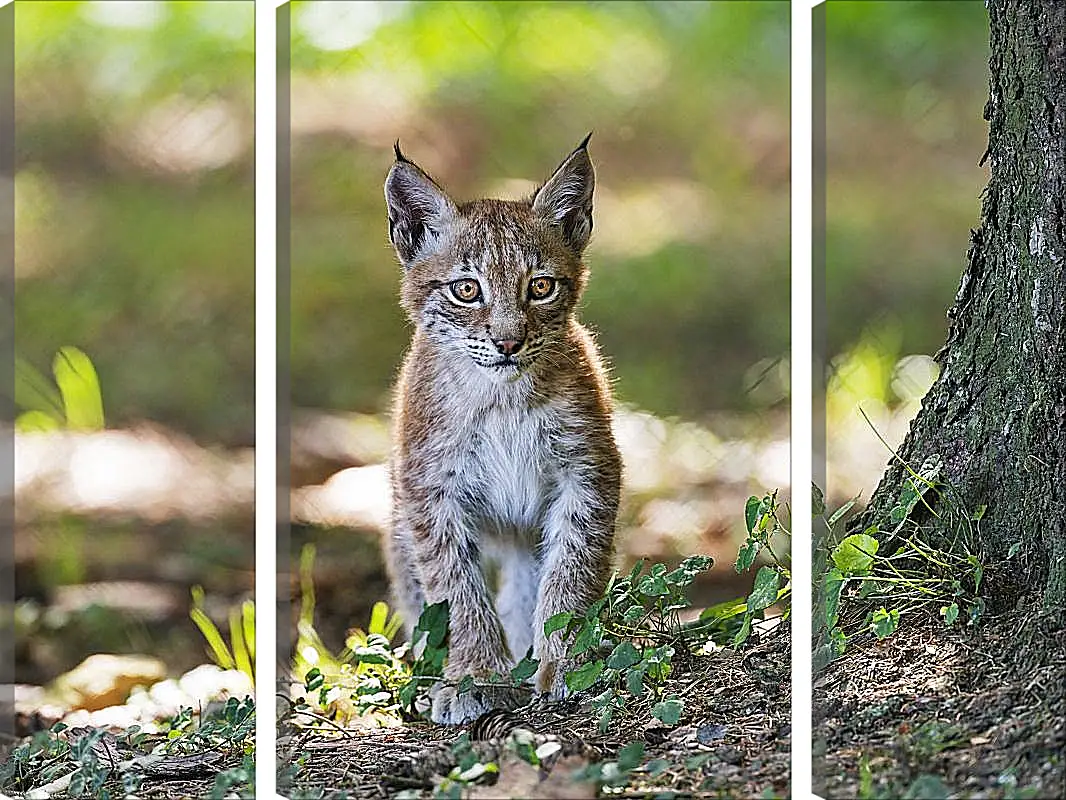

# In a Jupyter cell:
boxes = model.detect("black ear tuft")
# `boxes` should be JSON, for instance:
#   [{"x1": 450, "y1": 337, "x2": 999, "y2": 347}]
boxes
[
  {"x1": 532, "y1": 140, "x2": 596, "y2": 253},
  {"x1": 577, "y1": 131, "x2": 593, "y2": 151},
  {"x1": 384, "y1": 151, "x2": 456, "y2": 267},
  {"x1": 394, "y1": 140, "x2": 411, "y2": 163}
]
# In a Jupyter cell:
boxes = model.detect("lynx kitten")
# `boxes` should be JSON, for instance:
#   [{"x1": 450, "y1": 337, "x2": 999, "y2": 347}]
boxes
[{"x1": 383, "y1": 136, "x2": 621, "y2": 725}]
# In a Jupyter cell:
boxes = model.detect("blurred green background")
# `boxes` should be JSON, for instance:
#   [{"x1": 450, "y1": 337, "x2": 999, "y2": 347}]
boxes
[
  {"x1": 16, "y1": 0, "x2": 255, "y2": 445},
  {"x1": 289, "y1": 0, "x2": 792, "y2": 421},
  {"x1": 13, "y1": 1, "x2": 255, "y2": 691},
  {"x1": 825, "y1": 1, "x2": 990, "y2": 503},
  {"x1": 827, "y1": 0, "x2": 988, "y2": 360}
]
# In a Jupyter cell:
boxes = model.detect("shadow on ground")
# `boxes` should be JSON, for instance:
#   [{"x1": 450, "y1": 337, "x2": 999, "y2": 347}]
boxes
[
  {"x1": 278, "y1": 624, "x2": 790, "y2": 798},
  {"x1": 815, "y1": 607, "x2": 1066, "y2": 799}
]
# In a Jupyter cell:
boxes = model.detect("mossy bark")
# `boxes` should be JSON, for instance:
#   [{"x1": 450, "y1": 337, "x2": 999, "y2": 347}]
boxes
[{"x1": 856, "y1": 0, "x2": 1066, "y2": 606}]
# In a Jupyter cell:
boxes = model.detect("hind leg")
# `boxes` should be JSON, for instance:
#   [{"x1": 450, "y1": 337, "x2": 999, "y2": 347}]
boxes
[
  {"x1": 493, "y1": 542, "x2": 540, "y2": 664},
  {"x1": 384, "y1": 515, "x2": 425, "y2": 641}
]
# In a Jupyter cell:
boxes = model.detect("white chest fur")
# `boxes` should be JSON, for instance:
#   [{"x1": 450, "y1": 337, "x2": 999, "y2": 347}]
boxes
[
  {"x1": 427, "y1": 363, "x2": 559, "y2": 537},
  {"x1": 466, "y1": 402, "x2": 551, "y2": 533}
]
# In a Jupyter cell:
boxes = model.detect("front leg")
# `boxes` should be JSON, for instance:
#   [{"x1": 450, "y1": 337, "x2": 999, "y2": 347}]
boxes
[
  {"x1": 406, "y1": 499, "x2": 518, "y2": 723},
  {"x1": 533, "y1": 476, "x2": 617, "y2": 698}
]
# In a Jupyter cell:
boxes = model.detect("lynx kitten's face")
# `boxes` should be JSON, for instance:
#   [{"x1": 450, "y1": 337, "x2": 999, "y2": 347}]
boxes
[
  {"x1": 408, "y1": 203, "x2": 585, "y2": 374},
  {"x1": 385, "y1": 138, "x2": 595, "y2": 378}
]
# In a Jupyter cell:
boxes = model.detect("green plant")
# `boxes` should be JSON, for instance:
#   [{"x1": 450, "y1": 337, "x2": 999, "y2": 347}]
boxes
[
  {"x1": 288, "y1": 493, "x2": 786, "y2": 741},
  {"x1": 66, "y1": 729, "x2": 114, "y2": 797},
  {"x1": 190, "y1": 586, "x2": 255, "y2": 685},
  {"x1": 0, "y1": 723, "x2": 77, "y2": 795},
  {"x1": 159, "y1": 699, "x2": 255, "y2": 798},
  {"x1": 903, "y1": 720, "x2": 965, "y2": 760},
  {"x1": 815, "y1": 438, "x2": 988, "y2": 665},
  {"x1": 998, "y1": 768, "x2": 1044, "y2": 800},
  {"x1": 572, "y1": 739, "x2": 647, "y2": 788},
  {"x1": 0, "y1": 699, "x2": 255, "y2": 799},
  {"x1": 291, "y1": 543, "x2": 413, "y2": 727},
  {"x1": 858, "y1": 755, "x2": 875, "y2": 799},
  {"x1": 291, "y1": 553, "x2": 714, "y2": 734},
  {"x1": 426, "y1": 733, "x2": 501, "y2": 798},
  {"x1": 693, "y1": 489, "x2": 792, "y2": 646},
  {"x1": 394, "y1": 599, "x2": 449, "y2": 712},
  {"x1": 279, "y1": 496, "x2": 791, "y2": 797},
  {"x1": 209, "y1": 753, "x2": 255, "y2": 800},
  {"x1": 391, "y1": 599, "x2": 540, "y2": 718},
  {"x1": 164, "y1": 696, "x2": 255, "y2": 756},
  {"x1": 15, "y1": 346, "x2": 105, "y2": 432},
  {"x1": 184, "y1": 699, "x2": 257, "y2": 800},
  {"x1": 541, "y1": 554, "x2": 712, "y2": 733}
]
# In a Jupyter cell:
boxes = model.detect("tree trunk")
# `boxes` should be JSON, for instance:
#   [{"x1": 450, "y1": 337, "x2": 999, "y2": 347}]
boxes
[{"x1": 856, "y1": 0, "x2": 1066, "y2": 606}]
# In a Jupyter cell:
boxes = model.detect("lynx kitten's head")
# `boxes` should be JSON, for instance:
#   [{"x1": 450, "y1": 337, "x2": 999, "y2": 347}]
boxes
[{"x1": 384, "y1": 136, "x2": 595, "y2": 377}]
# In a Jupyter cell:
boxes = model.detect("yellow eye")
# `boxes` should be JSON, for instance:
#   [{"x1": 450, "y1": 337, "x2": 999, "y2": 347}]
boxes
[
  {"x1": 529, "y1": 276, "x2": 556, "y2": 300},
  {"x1": 450, "y1": 279, "x2": 481, "y2": 303}
]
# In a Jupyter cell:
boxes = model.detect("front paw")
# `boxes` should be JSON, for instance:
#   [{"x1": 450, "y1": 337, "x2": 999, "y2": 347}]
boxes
[
  {"x1": 534, "y1": 634, "x2": 574, "y2": 700},
  {"x1": 429, "y1": 681, "x2": 528, "y2": 726},
  {"x1": 534, "y1": 656, "x2": 574, "y2": 701}
]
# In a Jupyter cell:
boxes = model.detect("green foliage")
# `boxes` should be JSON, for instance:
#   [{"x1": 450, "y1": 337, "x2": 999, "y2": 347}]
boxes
[
  {"x1": 0, "y1": 723, "x2": 77, "y2": 795},
  {"x1": 651, "y1": 697, "x2": 684, "y2": 725},
  {"x1": 209, "y1": 754, "x2": 256, "y2": 800},
  {"x1": 857, "y1": 756, "x2": 1044, "y2": 800},
  {"x1": 396, "y1": 600, "x2": 450, "y2": 713},
  {"x1": 566, "y1": 659, "x2": 606, "y2": 694},
  {"x1": 427, "y1": 734, "x2": 499, "y2": 798},
  {"x1": 285, "y1": 491, "x2": 786, "y2": 800},
  {"x1": 869, "y1": 607, "x2": 900, "y2": 639},
  {"x1": 283, "y1": 496, "x2": 777, "y2": 790},
  {"x1": 0, "y1": 699, "x2": 254, "y2": 799},
  {"x1": 903, "y1": 720, "x2": 965, "y2": 761},
  {"x1": 815, "y1": 438, "x2": 990, "y2": 666},
  {"x1": 286, "y1": 551, "x2": 716, "y2": 741},
  {"x1": 858, "y1": 755, "x2": 874, "y2": 799},
  {"x1": 290, "y1": 544, "x2": 412, "y2": 726},
  {"x1": 190, "y1": 586, "x2": 255, "y2": 685},
  {"x1": 902, "y1": 775, "x2": 950, "y2": 800},
  {"x1": 856, "y1": 763, "x2": 950, "y2": 800},
  {"x1": 940, "y1": 602, "x2": 960, "y2": 626},
  {"x1": 572, "y1": 740, "x2": 647, "y2": 788},
  {"x1": 533, "y1": 554, "x2": 717, "y2": 736},
  {"x1": 832, "y1": 532, "x2": 878, "y2": 573},
  {"x1": 15, "y1": 347, "x2": 104, "y2": 432},
  {"x1": 997, "y1": 769, "x2": 1044, "y2": 800},
  {"x1": 164, "y1": 696, "x2": 256, "y2": 756},
  {"x1": 64, "y1": 729, "x2": 112, "y2": 798},
  {"x1": 694, "y1": 490, "x2": 791, "y2": 646},
  {"x1": 164, "y1": 698, "x2": 257, "y2": 799},
  {"x1": 390, "y1": 554, "x2": 710, "y2": 732}
]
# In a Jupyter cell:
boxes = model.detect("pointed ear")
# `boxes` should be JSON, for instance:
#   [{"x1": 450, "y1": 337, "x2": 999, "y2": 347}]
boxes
[
  {"x1": 384, "y1": 144, "x2": 457, "y2": 266},
  {"x1": 532, "y1": 134, "x2": 595, "y2": 253}
]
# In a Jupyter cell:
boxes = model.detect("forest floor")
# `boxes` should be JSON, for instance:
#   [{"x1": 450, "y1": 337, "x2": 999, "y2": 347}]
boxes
[
  {"x1": 278, "y1": 624, "x2": 791, "y2": 799},
  {"x1": 815, "y1": 605, "x2": 1065, "y2": 799}
]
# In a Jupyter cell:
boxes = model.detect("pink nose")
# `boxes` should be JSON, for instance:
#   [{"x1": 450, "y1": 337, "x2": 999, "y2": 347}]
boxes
[{"x1": 494, "y1": 338, "x2": 523, "y2": 355}]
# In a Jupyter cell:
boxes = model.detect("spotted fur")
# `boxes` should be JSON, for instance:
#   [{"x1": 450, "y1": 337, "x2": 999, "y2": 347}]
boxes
[{"x1": 383, "y1": 137, "x2": 621, "y2": 725}]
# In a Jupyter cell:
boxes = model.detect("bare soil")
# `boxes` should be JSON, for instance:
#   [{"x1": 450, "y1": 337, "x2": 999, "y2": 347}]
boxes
[
  {"x1": 815, "y1": 606, "x2": 1066, "y2": 799},
  {"x1": 278, "y1": 625, "x2": 791, "y2": 798}
]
